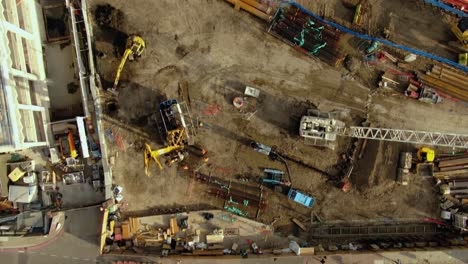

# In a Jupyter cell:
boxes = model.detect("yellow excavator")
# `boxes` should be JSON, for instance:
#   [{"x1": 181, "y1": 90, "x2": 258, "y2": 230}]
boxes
[
  {"x1": 450, "y1": 17, "x2": 468, "y2": 66},
  {"x1": 416, "y1": 147, "x2": 435, "y2": 178},
  {"x1": 417, "y1": 147, "x2": 435, "y2": 162},
  {"x1": 112, "y1": 35, "x2": 145, "y2": 90}
]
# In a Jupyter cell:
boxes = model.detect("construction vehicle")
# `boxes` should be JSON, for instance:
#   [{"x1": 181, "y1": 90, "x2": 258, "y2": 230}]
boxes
[
  {"x1": 144, "y1": 129, "x2": 185, "y2": 176},
  {"x1": 144, "y1": 99, "x2": 195, "y2": 176},
  {"x1": 451, "y1": 17, "x2": 468, "y2": 51},
  {"x1": 112, "y1": 35, "x2": 145, "y2": 90},
  {"x1": 416, "y1": 147, "x2": 435, "y2": 177},
  {"x1": 262, "y1": 168, "x2": 291, "y2": 193},
  {"x1": 417, "y1": 147, "x2": 435, "y2": 162},
  {"x1": 299, "y1": 109, "x2": 345, "y2": 150},
  {"x1": 299, "y1": 109, "x2": 468, "y2": 149},
  {"x1": 450, "y1": 17, "x2": 468, "y2": 65},
  {"x1": 299, "y1": 110, "x2": 468, "y2": 188},
  {"x1": 250, "y1": 141, "x2": 293, "y2": 185},
  {"x1": 288, "y1": 189, "x2": 315, "y2": 208},
  {"x1": 262, "y1": 169, "x2": 290, "y2": 186}
]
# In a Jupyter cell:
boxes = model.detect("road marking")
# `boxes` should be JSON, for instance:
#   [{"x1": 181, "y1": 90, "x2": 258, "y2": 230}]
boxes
[{"x1": 26, "y1": 250, "x2": 96, "y2": 262}]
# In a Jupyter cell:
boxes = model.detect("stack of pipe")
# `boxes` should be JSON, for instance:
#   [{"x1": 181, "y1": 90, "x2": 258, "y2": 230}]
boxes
[
  {"x1": 224, "y1": 0, "x2": 274, "y2": 21},
  {"x1": 268, "y1": 5, "x2": 345, "y2": 67},
  {"x1": 418, "y1": 65, "x2": 468, "y2": 102},
  {"x1": 434, "y1": 154, "x2": 468, "y2": 179}
]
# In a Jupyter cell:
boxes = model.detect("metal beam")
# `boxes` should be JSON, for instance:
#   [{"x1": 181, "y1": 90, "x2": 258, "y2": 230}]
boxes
[
  {"x1": 22, "y1": 141, "x2": 48, "y2": 148},
  {"x1": 18, "y1": 104, "x2": 44, "y2": 112},
  {"x1": 0, "y1": 145, "x2": 15, "y2": 153},
  {"x1": 0, "y1": 3, "x2": 24, "y2": 149},
  {"x1": 10, "y1": 68, "x2": 38, "y2": 81},
  {"x1": 22, "y1": 0, "x2": 52, "y2": 146},
  {"x1": 68, "y1": 3, "x2": 90, "y2": 117},
  {"x1": 348, "y1": 127, "x2": 468, "y2": 148},
  {"x1": 2, "y1": 21, "x2": 33, "y2": 40}
]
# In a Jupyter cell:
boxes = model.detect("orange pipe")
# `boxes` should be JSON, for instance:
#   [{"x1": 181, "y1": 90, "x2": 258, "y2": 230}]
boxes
[
  {"x1": 67, "y1": 130, "x2": 78, "y2": 158},
  {"x1": 225, "y1": 0, "x2": 271, "y2": 21},
  {"x1": 240, "y1": 0, "x2": 271, "y2": 14}
]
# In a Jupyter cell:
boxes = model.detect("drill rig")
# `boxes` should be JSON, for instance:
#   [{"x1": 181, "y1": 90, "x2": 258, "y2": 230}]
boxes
[{"x1": 144, "y1": 99, "x2": 195, "y2": 176}]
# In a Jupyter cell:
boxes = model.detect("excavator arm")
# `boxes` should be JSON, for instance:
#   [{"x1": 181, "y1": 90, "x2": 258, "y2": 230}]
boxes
[
  {"x1": 112, "y1": 35, "x2": 146, "y2": 90},
  {"x1": 113, "y1": 48, "x2": 132, "y2": 89}
]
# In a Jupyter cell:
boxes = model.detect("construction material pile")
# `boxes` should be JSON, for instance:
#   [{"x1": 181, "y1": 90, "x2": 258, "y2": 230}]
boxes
[
  {"x1": 435, "y1": 153, "x2": 468, "y2": 180},
  {"x1": 268, "y1": 5, "x2": 345, "y2": 67},
  {"x1": 192, "y1": 172, "x2": 266, "y2": 219},
  {"x1": 418, "y1": 65, "x2": 468, "y2": 102},
  {"x1": 435, "y1": 152, "x2": 468, "y2": 231},
  {"x1": 224, "y1": 0, "x2": 273, "y2": 21}
]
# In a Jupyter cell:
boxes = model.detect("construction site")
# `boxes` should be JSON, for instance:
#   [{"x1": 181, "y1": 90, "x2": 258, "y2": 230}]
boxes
[
  {"x1": 1, "y1": 0, "x2": 468, "y2": 263},
  {"x1": 89, "y1": 0, "x2": 468, "y2": 258}
]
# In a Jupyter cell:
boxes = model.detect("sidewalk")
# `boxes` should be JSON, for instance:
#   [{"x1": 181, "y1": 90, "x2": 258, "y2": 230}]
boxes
[{"x1": 0, "y1": 211, "x2": 65, "y2": 252}]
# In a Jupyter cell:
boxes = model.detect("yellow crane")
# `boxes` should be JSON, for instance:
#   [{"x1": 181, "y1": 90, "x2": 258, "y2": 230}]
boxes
[
  {"x1": 144, "y1": 128, "x2": 186, "y2": 177},
  {"x1": 112, "y1": 35, "x2": 145, "y2": 90}
]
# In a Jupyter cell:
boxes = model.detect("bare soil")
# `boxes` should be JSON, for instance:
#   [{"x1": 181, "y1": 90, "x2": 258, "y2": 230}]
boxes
[{"x1": 88, "y1": 0, "x2": 468, "y2": 228}]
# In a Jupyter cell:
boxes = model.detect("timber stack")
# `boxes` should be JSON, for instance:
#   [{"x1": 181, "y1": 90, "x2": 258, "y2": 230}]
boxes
[
  {"x1": 434, "y1": 153, "x2": 468, "y2": 180},
  {"x1": 418, "y1": 65, "x2": 468, "y2": 102}
]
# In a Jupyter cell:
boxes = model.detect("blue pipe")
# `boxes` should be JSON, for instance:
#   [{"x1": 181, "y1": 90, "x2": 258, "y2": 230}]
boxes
[
  {"x1": 423, "y1": 0, "x2": 467, "y2": 17},
  {"x1": 288, "y1": 2, "x2": 468, "y2": 72}
]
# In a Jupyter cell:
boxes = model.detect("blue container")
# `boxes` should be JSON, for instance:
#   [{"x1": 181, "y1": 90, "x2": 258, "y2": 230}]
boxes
[{"x1": 288, "y1": 189, "x2": 315, "y2": 208}]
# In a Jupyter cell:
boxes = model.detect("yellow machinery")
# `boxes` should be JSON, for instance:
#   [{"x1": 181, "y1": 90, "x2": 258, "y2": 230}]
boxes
[
  {"x1": 144, "y1": 128, "x2": 186, "y2": 177},
  {"x1": 451, "y1": 17, "x2": 468, "y2": 51},
  {"x1": 112, "y1": 35, "x2": 145, "y2": 90},
  {"x1": 417, "y1": 147, "x2": 435, "y2": 162},
  {"x1": 143, "y1": 99, "x2": 196, "y2": 176},
  {"x1": 58, "y1": 130, "x2": 78, "y2": 159},
  {"x1": 459, "y1": 53, "x2": 468, "y2": 66}
]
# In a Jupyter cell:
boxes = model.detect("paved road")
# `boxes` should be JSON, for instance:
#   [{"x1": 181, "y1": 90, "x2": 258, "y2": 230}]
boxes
[
  {"x1": 0, "y1": 206, "x2": 101, "y2": 264},
  {"x1": 1, "y1": 206, "x2": 468, "y2": 264}
]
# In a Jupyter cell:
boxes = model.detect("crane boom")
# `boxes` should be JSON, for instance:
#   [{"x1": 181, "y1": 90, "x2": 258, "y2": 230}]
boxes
[
  {"x1": 343, "y1": 127, "x2": 468, "y2": 148},
  {"x1": 300, "y1": 110, "x2": 468, "y2": 149}
]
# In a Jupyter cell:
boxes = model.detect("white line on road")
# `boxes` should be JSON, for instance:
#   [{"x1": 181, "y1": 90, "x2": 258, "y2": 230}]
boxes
[{"x1": 24, "y1": 251, "x2": 96, "y2": 262}]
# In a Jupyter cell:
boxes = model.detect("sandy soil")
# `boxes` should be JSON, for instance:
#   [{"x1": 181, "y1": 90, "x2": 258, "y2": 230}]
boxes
[{"x1": 87, "y1": 0, "x2": 468, "y2": 228}]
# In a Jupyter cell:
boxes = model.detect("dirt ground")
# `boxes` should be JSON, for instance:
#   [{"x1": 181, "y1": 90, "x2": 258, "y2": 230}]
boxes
[{"x1": 88, "y1": 0, "x2": 468, "y2": 228}]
